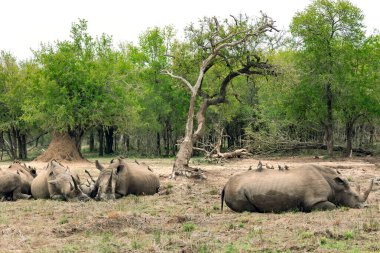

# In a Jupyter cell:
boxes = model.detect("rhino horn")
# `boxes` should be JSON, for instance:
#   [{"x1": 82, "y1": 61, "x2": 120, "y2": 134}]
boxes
[
  {"x1": 85, "y1": 169, "x2": 96, "y2": 183},
  {"x1": 106, "y1": 172, "x2": 113, "y2": 193},
  {"x1": 359, "y1": 179, "x2": 374, "y2": 202},
  {"x1": 71, "y1": 175, "x2": 79, "y2": 190}
]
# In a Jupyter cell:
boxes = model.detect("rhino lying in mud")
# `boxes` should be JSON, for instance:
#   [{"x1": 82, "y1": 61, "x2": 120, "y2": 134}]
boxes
[
  {"x1": 31, "y1": 160, "x2": 89, "y2": 201},
  {"x1": 221, "y1": 164, "x2": 374, "y2": 213},
  {"x1": 6, "y1": 161, "x2": 37, "y2": 195},
  {"x1": 91, "y1": 158, "x2": 160, "y2": 200},
  {"x1": 0, "y1": 168, "x2": 32, "y2": 201}
]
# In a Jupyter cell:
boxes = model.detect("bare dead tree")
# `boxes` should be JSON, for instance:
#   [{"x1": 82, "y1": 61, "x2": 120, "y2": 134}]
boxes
[{"x1": 163, "y1": 14, "x2": 278, "y2": 179}]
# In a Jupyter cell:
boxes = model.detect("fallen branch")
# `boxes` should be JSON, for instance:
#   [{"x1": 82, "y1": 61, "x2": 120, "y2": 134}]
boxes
[{"x1": 211, "y1": 148, "x2": 253, "y2": 159}]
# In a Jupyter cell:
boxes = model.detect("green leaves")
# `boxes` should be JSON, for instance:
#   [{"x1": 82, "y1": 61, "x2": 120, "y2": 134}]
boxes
[{"x1": 26, "y1": 19, "x2": 136, "y2": 134}]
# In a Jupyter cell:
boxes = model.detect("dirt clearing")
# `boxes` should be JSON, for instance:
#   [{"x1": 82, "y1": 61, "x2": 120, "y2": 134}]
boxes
[{"x1": 1, "y1": 156, "x2": 379, "y2": 252}]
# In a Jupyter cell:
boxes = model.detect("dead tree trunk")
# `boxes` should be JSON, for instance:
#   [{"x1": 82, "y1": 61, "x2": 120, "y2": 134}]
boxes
[
  {"x1": 173, "y1": 94, "x2": 198, "y2": 174},
  {"x1": 164, "y1": 16, "x2": 277, "y2": 179}
]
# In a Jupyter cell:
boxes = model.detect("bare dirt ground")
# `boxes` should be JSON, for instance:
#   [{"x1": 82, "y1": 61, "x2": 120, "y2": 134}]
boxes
[{"x1": 1, "y1": 156, "x2": 380, "y2": 253}]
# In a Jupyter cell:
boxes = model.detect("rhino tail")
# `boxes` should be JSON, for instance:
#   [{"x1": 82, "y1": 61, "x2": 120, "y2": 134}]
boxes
[{"x1": 221, "y1": 187, "x2": 225, "y2": 212}]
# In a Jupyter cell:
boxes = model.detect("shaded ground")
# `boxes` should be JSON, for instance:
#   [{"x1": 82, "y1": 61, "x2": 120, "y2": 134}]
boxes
[{"x1": 0, "y1": 156, "x2": 379, "y2": 252}]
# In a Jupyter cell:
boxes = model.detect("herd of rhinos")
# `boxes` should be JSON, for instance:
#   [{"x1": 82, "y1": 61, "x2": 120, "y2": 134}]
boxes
[{"x1": 0, "y1": 158, "x2": 375, "y2": 213}]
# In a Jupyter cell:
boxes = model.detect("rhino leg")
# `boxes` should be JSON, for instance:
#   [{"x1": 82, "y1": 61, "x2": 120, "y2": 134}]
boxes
[
  {"x1": 310, "y1": 201, "x2": 336, "y2": 211},
  {"x1": 14, "y1": 193, "x2": 32, "y2": 200},
  {"x1": 51, "y1": 194, "x2": 66, "y2": 201},
  {"x1": 12, "y1": 186, "x2": 31, "y2": 200},
  {"x1": 227, "y1": 196, "x2": 261, "y2": 212},
  {"x1": 115, "y1": 192, "x2": 123, "y2": 199}
]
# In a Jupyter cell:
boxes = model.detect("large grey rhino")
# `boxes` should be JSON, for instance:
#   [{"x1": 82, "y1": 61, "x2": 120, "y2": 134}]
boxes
[
  {"x1": 91, "y1": 158, "x2": 160, "y2": 200},
  {"x1": 31, "y1": 160, "x2": 89, "y2": 201},
  {"x1": 0, "y1": 168, "x2": 31, "y2": 200},
  {"x1": 6, "y1": 161, "x2": 37, "y2": 195},
  {"x1": 221, "y1": 164, "x2": 374, "y2": 212}
]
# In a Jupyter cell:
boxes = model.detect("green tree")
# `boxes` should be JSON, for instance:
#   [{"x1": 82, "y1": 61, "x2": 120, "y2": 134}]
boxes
[
  {"x1": 0, "y1": 51, "x2": 31, "y2": 159},
  {"x1": 27, "y1": 19, "x2": 131, "y2": 161},
  {"x1": 290, "y1": 0, "x2": 365, "y2": 156},
  {"x1": 335, "y1": 34, "x2": 380, "y2": 154},
  {"x1": 128, "y1": 26, "x2": 189, "y2": 156}
]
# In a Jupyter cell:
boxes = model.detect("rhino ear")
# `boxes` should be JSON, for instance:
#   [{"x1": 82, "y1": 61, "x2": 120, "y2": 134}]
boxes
[
  {"x1": 334, "y1": 177, "x2": 349, "y2": 188},
  {"x1": 116, "y1": 164, "x2": 124, "y2": 174},
  {"x1": 95, "y1": 160, "x2": 105, "y2": 171}
]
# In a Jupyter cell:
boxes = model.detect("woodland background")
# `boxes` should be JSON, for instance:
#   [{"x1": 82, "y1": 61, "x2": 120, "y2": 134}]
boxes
[{"x1": 0, "y1": 0, "x2": 379, "y2": 163}]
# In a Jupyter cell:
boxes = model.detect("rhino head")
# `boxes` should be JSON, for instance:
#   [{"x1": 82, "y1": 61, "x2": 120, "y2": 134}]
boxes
[
  {"x1": 47, "y1": 161, "x2": 90, "y2": 202},
  {"x1": 92, "y1": 160, "x2": 121, "y2": 201},
  {"x1": 333, "y1": 177, "x2": 374, "y2": 208}
]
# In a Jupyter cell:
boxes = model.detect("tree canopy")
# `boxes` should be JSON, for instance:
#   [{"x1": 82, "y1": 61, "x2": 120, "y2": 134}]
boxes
[{"x1": 0, "y1": 0, "x2": 379, "y2": 162}]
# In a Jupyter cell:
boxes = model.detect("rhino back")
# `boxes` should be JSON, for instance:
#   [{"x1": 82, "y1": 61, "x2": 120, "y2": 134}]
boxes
[
  {"x1": 6, "y1": 166, "x2": 33, "y2": 194},
  {"x1": 31, "y1": 171, "x2": 50, "y2": 199},
  {"x1": 0, "y1": 170, "x2": 22, "y2": 193},
  {"x1": 118, "y1": 164, "x2": 159, "y2": 195},
  {"x1": 224, "y1": 167, "x2": 332, "y2": 212}
]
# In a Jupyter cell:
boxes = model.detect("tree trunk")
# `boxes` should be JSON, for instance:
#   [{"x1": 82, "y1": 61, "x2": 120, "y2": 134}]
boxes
[
  {"x1": 172, "y1": 95, "x2": 208, "y2": 179},
  {"x1": 104, "y1": 126, "x2": 114, "y2": 154},
  {"x1": 125, "y1": 135, "x2": 130, "y2": 152},
  {"x1": 163, "y1": 120, "x2": 172, "y2": 157},
  {"x1": 156, "y1": 132, "x2": 161, "y2": 156},
  {"x1": 89, "y1": 131, "x2": 95, "y2": 152},
  {"x1": 17, "y1": 133, "x2": 27, "y2": 159},
  {"x1": 114, "y1": 134, "x2": 118, "y2": 153},
  {"x1": 7, "y1": 129, "x2": 16, "y2": 159},
  {"x1": 0, "y1": 131, "x2": 4, "y2": 160},
  {"x1": 98, "y1": 128, "x2": 104, "y2": 156},
  {"x1": 368, "y1": 124, "x2": 375, "y2": 145},
  {"x1": 35, "y1": 131, "x2": 84, "y2": 162},
  {"x1": 325, "y1": 82, "x2": 334, "y2": 157},
  {"x1": 173, "y1": 94, "x2": 197, "y2": 171},
  {"x1": 345, "y1": 120, "x2": 354, "y2": 157},
  {"x1": 163, "y1": 124, "x2": 169, "y2": 157}
]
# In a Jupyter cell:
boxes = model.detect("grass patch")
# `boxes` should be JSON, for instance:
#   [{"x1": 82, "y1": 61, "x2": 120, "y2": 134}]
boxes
[
  {"x1": 59, "y1": 215, "x2": 69, "y2": 224},
  {"x1": 343, "y1": 230, "x2": 354, "y2": 240},
  {"x1": 182, "y1": 222, "x2": 196, "y2": 232}
]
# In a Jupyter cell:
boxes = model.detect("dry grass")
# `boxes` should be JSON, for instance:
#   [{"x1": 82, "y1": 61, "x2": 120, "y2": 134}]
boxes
[{"x1": 0, "y1": 156, "x2": 379, "y2": 252}]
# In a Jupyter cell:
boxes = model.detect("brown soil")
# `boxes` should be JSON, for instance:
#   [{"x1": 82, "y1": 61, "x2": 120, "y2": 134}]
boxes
[
  {"x1": 0, "y1": 156, "x2": 379, "y2": 252},
  {"x1": 35, "y1": 132, "x2": 85, "y2": 162}
]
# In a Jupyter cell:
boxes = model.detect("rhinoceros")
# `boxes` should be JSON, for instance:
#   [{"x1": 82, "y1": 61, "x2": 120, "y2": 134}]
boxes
[
  {"x1": 31, "y1": 160, "x2": 89, "y2": 201},
  {"x1": 0, "y1": 168, "x2": 31, "y2": 200},
  {"x1": 91, "y1": 158, "x2": 160, "y2": 200},
  {"x1": 6, "y1": 161, "x2": 37, "y2": 195},
  {"x1": 80, "y1": 170, "x2": 96, "y2": 196},
  {"x1": 221, "y1": 164, "x2": 374, "y2": 212}
]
